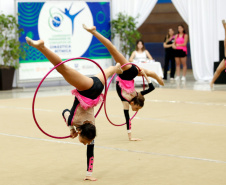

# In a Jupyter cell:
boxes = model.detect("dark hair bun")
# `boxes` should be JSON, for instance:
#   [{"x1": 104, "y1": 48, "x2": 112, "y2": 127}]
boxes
[{"x1": 80, "y1": 122, "x2": 96, "y2": 140}]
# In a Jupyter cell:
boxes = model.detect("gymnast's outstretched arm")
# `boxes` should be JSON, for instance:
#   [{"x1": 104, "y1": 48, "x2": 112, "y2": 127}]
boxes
[
  {"x1": 122, "y1": 102, "x2": 141, "y2": 141},
  {"x1": 138, "y1": 70, "x2": 155, "y2": 96},
  {"x1": 84, "y1": 140, "x2": 96, "y2": 181}
]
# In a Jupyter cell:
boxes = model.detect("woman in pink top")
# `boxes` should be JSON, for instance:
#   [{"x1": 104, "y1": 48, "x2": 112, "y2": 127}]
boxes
[
  {"x1": 173, "y1": 25, "x2": 189, "y2": 81},
  {"x1": 210, "y1": 20, "x2": 226, "y2": 88}
]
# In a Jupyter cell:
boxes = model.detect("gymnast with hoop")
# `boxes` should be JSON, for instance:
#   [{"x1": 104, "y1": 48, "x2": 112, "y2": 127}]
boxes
[
  {"x1": 26, "y1": 37, "x2": 123, "y2": 181},
  {"x1": 83, "y1": 24, "x2": 164, "y2": 141}
]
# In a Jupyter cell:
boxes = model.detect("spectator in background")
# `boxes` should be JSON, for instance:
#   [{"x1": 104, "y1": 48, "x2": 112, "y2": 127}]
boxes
[
  {"x1": 163, "y1": 28, "x2": 175, "y2": 80},
  {"x1": 173, "y1": 25, "x2": 189, "y2": 81},
  {"x1": 129, "y1": 40, "x2": 153, "y2": 63}
]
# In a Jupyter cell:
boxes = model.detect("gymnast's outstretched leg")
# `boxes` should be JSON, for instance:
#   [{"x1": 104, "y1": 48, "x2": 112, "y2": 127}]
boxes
[
  {"x1": 210, "y1": 20, "x2": 226, "y2": 88},
  {"x1": 26, "y1": 37, "x2": 93, "y2": 91},
  {"x1": 83, "y1": 25, "x2": 164, "y2": 86},
  {"x1": 137, "y1": 68, "x2": 164, "y2": 86},
  {"x1": 210, "y1": 59, "x2": 225, "y2": 88},
  {"x1": 95, "y1": 63, "x2": 123, "y2": 85},
  {"x1": 83, "y1": 24, "x2": 131, "y2": 71}
]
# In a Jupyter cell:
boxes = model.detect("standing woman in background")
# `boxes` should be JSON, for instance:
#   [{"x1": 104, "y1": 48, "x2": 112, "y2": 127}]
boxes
[
  {"x1": 129, "y1": 39, "x2": 153, "y2": 63},
  {"x1": 163, "y1": 28, "x2": 175, "y2": 80},
  {"x1": 173, "y1": 25, "x2": 189, "y2": 81}
]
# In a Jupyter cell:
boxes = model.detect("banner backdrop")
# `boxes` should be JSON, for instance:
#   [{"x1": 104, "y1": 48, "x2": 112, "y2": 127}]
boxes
[{"x1": 17, "y1": 1, "x2": 111, "y2": 81}]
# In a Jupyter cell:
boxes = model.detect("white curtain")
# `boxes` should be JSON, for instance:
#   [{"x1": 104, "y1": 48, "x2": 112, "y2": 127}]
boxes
[
  {"x1": 112, "y1": 0, "x2": 158, "y2": 28},
  {"x1": 172, "y1": 0, "x2": 220, "y2": 81},
  {"x1": 171, "y1": 0, "x2": 188, "y2": 24},
  {"x1": 217, "y1": 0, "x2": 226, "y2": 41},
  {"x1": 0, "y1": 0, "x2": 14, "y2": 15}
]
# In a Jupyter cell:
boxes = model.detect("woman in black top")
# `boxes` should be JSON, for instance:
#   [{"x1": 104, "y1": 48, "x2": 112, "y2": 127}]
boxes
[{"x1": 163, "y1": 28, "x2": 175, "y2": 80}]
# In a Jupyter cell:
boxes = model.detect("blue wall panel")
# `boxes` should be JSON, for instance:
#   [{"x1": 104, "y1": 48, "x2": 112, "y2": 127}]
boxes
[{"x1": 157, "y1": 0, "x2": 172, "y2": 4}]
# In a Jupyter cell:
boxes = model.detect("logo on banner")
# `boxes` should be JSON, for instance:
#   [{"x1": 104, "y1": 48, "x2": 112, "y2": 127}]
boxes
[
  {"x1": 39, "y1": 1, "x2": 93, "y2": 57},
  {"x1": 49, "y1": 3, "x2": 84, "y2": 35}
]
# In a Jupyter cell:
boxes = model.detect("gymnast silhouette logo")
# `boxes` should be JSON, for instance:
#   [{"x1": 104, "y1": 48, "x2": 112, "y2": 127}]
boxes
[{"x1": 59, "y1": 4, "x2": 84, "y2": 35}]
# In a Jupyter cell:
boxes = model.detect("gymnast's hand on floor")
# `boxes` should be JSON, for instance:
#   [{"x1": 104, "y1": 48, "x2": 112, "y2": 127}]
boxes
[
  {"x1": 84, "y1": 176, "x2": 97, "y2": 181},
  {"x1": 129, "y1": 138, "x2": 142, "y2": 141},
  {"x1": 70, "y1": 129, "x2": 78, "y2": 139}
]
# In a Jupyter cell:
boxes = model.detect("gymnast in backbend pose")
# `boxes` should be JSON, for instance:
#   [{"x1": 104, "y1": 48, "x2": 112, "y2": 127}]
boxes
[
  {"x1": 210, "y1": 20, "x2": 226, "y2": 88},
  {"x1": 26, "y1": 37, "x2": 123, "y2": 181},
  {"x1": 83, "y1": 24, "x2": 164, "y2": 141}
]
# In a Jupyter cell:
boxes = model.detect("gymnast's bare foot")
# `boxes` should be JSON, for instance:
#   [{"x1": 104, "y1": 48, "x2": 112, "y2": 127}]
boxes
[
  {"x1": 116, "y1": 63, "x2": 123, "y2": 74},
  {"x1": 210, "y1": 82, "x2": 214, "y2": 90},
  {"x1": 25, "y1": 37, "x2": 44, "y2": 49},
  {"x1": 222, "y1": 20, "x2": 226, "y2": 29},
  {"x1": 83, "y1": 24, "x2": 96, "y2": 33},
  {"x1": 158, "y1": 77, "x2": 165, "y2": 86}
]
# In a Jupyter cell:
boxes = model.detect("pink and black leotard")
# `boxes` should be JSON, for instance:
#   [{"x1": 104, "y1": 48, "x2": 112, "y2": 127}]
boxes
[
  {"x1": 68, "y1": 76, "x2": 104, "y2": 126},
  {"x1": 116, "y1": 65, "x2": 155, "y2": 102},
  {"x1": 116, "y1": 65, "x2": 155, "y2": 132}
]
